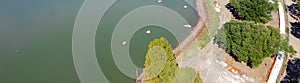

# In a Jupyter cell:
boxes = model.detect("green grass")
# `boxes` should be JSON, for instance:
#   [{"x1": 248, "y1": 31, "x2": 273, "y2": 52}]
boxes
[
  {"x1": 195, "y1": 0, "x2": 220, "y2": 49},
  {"x1": 194, "y1": 72, "x2": 203, "y2": 83},
  {"x1": 196, "y1": 28, "x2": 211, "y2": 49},
  {"x1": 205, "y1": 0, "x2": 221, "y2": 36},
  {"x1": 172, "y1": 67, "x2": 202, "y2": 83}
]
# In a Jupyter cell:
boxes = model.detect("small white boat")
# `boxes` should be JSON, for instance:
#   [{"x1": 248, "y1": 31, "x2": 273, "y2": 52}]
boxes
[
  {"x1": 184, "y1": 24, "x2": 192, "y2": 28},
  {"x1": 146, "y1": 30, "x2": 151, "y2": 34},
  {"x1": 157, "y1": 0, "x2": 162, "y2": 3},
  {"x1": 122, "y1": 41, "x2": 127, "y2": 45},
  {"x1": 184, "y1": 6, "x2": 187, "y2": 9}
]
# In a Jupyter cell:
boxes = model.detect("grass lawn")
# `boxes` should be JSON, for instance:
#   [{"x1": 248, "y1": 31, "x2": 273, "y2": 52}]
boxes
[
  {"x1": 173, "y1": 67, "x2": 203, "y2": 83},
  {"x1": 195, "y1": 0, "x2": 220, "y2": 49},
  {"x1": 196, "y1": 28, "x2": 211, "y2": 49}
]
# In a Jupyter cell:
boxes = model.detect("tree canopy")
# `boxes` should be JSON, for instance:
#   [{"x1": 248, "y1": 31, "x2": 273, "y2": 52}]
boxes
[
  {"x1": 297, "y1": 1, "x2": 300, "y2": 9},
  {"x1": 215, "y1": 20, "x2": 296, "y2": 67},
  {"x1": 229, "y1": 0, "x2": 276, "y2": 23},
  {"x1": 144, "y1": 37, "x2": 178, "y2": 82}
]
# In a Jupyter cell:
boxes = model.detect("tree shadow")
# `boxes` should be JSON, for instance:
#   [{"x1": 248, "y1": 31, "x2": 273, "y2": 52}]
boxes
[
  {"x1": 225, "y1": 3, "x2": 244, "y2": 20},
  {"x1": 290, "y1": 22, "x2": 300, "y2": 39},
  {"x1": 291, "y1": 0, "x2": 298, "y2": 2},
  {"x1": 287, "y1": 4, "x2": 300, "y2": 20},
  {"x1": 228, "y1": 52, "x2": 255, "y2": 68},
  {"x1": 281, "y1": 58, "x2": 300, "y2": 83}
]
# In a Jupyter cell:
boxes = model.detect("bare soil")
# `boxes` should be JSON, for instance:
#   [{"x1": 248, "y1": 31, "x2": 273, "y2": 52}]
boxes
[
  {"x1": 224, "y1": 54, "x2": 275, "y2": 82},
  {"x1": 267, "y1": 12, "x2": 280, "y2": 28}
]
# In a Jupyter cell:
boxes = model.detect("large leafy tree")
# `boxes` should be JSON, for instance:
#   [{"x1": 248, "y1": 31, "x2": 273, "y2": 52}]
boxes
[
  {"x1": 144, "y1": 37, "x2": 178, "y2": 82},
  {"x1": 230, "y1": 0, "x2": 276, "y2": 23},
  {"x1": 215, "y1": 20, "x2": 296, "y2": 67}
]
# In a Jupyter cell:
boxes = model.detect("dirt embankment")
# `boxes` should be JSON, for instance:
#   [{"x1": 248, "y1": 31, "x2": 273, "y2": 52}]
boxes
[{"x1": 173, "y1": 0, "x2": 209, "y2": 56}]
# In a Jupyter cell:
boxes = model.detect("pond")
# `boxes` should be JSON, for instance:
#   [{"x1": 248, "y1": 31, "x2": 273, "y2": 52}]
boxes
[{"x1": 0, "y1": 0, "x2": 198, "y2": 83}]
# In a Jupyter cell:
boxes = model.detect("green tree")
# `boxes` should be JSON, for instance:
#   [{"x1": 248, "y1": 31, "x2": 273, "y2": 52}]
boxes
[
  {"x1": 297, "y1": 1, "x2": 300, "y2": 9},
  {"x1": 144, "y1": 37, "x2": 178, "y2": 83},
  {"x1": 230, "y1": 0, "x2": 276, "y2": 23},
  {"x1": 280, "y1": 38, "x2": 297, "y2": 57},
  {"x1": 215, "y1": 20, "x2": 296, "y2": 67}
]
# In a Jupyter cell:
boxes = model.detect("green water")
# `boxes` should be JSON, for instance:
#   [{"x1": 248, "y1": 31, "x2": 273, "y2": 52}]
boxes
[
  {"x1": 0, "y1": 0, "x2": 198, "y2": 83},
  {"x1": 0, "y1": 0, "x2": 83, "y2": 83}
]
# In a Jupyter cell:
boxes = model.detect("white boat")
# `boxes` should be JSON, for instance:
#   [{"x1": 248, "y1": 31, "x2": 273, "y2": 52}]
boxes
[
  {"x1": 122, "y1": 41, "x2": 127, "y2": 45},
  {"x1": 184, "y1": 24, "x2": 192, "y2": 28},
  {"x1": 146, "y1": 30, "x2": 151, "y2": 34},
  {"x1": 157, "y1": 0, "x2": 162, "y2": 3},
  {"x1": 184, "y1": 6, "x2": 187, "y2": 9}
]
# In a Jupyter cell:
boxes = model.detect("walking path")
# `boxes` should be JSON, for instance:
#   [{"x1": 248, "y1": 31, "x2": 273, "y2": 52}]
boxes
[
  {"x1": 176, "y1": 0, "x2": 258, "y2": 82},
  {"x1": 284, "y1": 0, "x2": 300, "y2": 58}
]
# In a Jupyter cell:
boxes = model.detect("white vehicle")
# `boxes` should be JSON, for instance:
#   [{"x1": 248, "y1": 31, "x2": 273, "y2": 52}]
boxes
[{"x1": 278, "y1": 51, "x2": 284, "y2": 60}]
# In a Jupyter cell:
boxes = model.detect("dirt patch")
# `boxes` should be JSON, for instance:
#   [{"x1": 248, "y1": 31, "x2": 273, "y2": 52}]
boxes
[
  {"x1": 267, "y1": 12, "x2": 280, "y2": 28},
  {"x1": 224, "y1": 54, "x2": 275, "y2": 82}
]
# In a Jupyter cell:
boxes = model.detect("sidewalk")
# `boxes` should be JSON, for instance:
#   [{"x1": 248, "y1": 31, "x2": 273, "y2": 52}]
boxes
[{"x1": 284, "y1": 0, "x2": 300, "y2": 58}]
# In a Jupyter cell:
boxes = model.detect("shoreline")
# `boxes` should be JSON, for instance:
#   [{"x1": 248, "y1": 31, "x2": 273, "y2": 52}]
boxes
[
  {"x1": 172, "y1": 0, "x2": 209, "y2": 56},
  {"x1": 136, "y1": 0, "x2": 210, "y2": 82}
]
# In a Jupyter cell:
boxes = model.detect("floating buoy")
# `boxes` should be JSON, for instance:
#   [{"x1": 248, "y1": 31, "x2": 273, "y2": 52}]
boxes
[
  {"x1": 122, "y1": 41, "x2": 127, "y2": 45},
  {"x1": 146, "y1": 30, "x2": 151, "y2": 34},
  {"x1": 184, "y1": 6, "x2": 187, "y2": 9}
]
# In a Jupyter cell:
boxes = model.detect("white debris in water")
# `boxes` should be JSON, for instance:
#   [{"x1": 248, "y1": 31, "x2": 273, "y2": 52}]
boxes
[
  {"x1": 122, "y1": 41, "x2": 127, "y2": 45},
  {"x1": 184, "y1": 6, "x2": 188, "y2": 9},
  {"x1": 184, "y1": 24, "x2": 192, "y2": 28},
  {"x1": 146, "y1": 30, "x2": 151, "y2": 34}
]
